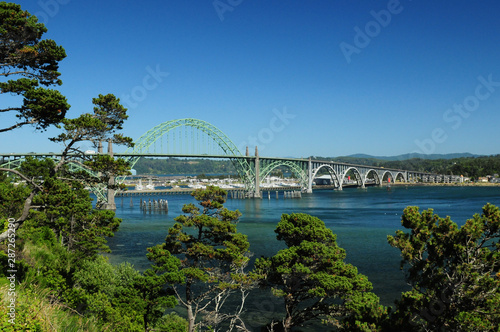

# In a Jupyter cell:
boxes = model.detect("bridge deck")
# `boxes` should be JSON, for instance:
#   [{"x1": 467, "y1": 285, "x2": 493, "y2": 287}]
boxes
[{"x1": 115, "y1": 186, "x2": 302, "y2": 196}]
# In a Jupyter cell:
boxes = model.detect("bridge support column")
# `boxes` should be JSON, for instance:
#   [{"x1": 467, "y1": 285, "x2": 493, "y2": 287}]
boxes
[
  {"x1": 357, "y1": 171, "x2": 365, "y2": 188},
  {"x1": 254, "y1": 146, "x2": 261, "y2": 198},
  {"x1": 103, "y1": 139, "x2": 116, "y2": 210},
  {"x1": 306, "y1": 157, "x2": 313, "y2": 193}
]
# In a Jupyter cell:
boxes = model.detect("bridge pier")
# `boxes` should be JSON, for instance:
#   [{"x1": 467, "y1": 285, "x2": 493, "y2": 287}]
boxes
[
  {"x1": 102, "y1": 139, "x2": 117, "y2": 210},
  {"x1": 306, "y1": 157, "x2": 313, "y2": 193},
  {"x1": 254, "y1": 146, "x2": 261, "y2": 198}
]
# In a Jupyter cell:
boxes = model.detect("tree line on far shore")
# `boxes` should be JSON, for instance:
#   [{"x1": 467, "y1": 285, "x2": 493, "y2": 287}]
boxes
[
  {"x1": 135, "y1": 155, "x2": 500, "y2": 181},
  {"x1": 134, "y1": 158, "x2": 237, "y2": 176}
]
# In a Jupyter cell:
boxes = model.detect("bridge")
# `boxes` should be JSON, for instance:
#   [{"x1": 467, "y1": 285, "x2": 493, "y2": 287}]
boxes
[{"x1": 0, "y1": 118, "x2": 451, "y2": 209}]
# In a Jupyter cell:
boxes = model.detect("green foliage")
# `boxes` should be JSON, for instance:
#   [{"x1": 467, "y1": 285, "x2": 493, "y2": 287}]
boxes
[
  {"x1": 0, "y1": 6, "x2": 157, "y2": 330},
  {"x1": 69, "y1": 255, "x2": 177, "y2": 331},
  {"x1": 71, "y1": 256, "x2": 142, "y2": 331},
  {"x1": 156, "y1": 185, "x2": 248, "y2": 271},
  {"x1": 48, "y1": 93, "x2": 133, "y2": 206},
  {"x1": 0, "y1": 178, "x2": 30, "y2": 232},
  {"x1": 0, "y1": 283, "x2": 101, "y2": 332},
  {"x1": 255, "y1": 213, "x2": 387, "y2": 331},
  {"x1": 50, "y1": 93, "x2": 133, "y2": 149},
  {"x1": 26, "y1": 173, "x2": 121, "y2": 259},
  {"x1": 156, "y1": 312, "x2": 189, "y2": 332},
  {"x1": 274, "y1": 212, "x2": 338, "y2": 247},
  {"x1": 1, "y1": 92, "x2": 133, "y2": 248},
  {"x1": 387, "y1": 204, "x2": 500, "y2": 331},
  {"x1": 135, "y1": 269, "x2": 178, "y2": 330},
  {"x1": 85, "y1": 154, "x2": 131, "y2": 185},
  {"x1": 380, "y1": 155, "x2": 500, "y2": 178},
  {"x1": 148, "y1": 185, "x2": 251, "y2": 332},
  {"x1": 0, "y1": 2, "x2": 69, "y2": 133},
  {"x1": 14, "y1": 221, "x2": 74, "y2": 294},
  {"x1": 18, "y1": 155, "x2": 55, "y2": 180}
]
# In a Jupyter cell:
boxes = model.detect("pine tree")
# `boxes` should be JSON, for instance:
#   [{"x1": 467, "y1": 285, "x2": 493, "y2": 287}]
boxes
[
  {"x1": 147, "y1": 185, "x2": 253, "y2": 332},
  {"x1": 387, "y1": 204, "x2": 500, "y2": 331},
  {"x1": 255, "y1": 213, "x2": 387, "y2": 331}
]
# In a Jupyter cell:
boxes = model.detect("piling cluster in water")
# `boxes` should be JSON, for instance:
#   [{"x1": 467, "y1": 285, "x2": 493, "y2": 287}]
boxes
[
  {"x1": 121, "y1": 190, "x2": 302, "y2": 214},
  {"x1": 282, "y1": 190, "x2": 302, "y2": 199},
  {"x1": 139, "y1": 198, "x2": 169, "y2": 212},
  {"x1": 229, "y1": 190, "x2": 302, "y2": 199},
  {"x1": 230, "y1": 191, "x2": 248, "y2": 199}
]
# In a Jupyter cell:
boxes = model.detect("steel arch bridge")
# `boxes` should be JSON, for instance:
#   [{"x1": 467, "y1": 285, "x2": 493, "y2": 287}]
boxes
[
  {"x1": 100, "y1": 118, "x2": 420, "y2": 201},
  {"x1": 119, "y1": 118, "x2": 256, "y2": 191},
  {"x1": 0, "y1": 118, "x2": 449, "y2": 208}
]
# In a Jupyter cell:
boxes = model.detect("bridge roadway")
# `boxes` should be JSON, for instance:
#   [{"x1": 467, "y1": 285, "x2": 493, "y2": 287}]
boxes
[
  {"x1": 115, "y1": 185, "x2": 303, "y2": 197},
  {"x1": 1, "y1": 151, "x2": 450, "y2": 209},
  {"x1": 0, "y1": 151, "x2": 444, "y2": 186},
  {"x1": 1, "y1": 151, "x2": 429, "y2": 187}
]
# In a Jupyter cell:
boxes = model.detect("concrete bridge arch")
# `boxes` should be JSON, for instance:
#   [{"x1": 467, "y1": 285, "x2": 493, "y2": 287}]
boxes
[
  {"x1": 363, "y1": 169, "x2": 382, "y2": 186},
  {"x1": 338, "y1": 166, "x2": 364, "y2": 190},
  {"x1": 310, "y1": 164, "x2": 341, "y2": 188}
]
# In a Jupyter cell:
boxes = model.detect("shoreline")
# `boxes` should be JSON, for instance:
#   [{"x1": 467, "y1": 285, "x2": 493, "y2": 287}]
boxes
[{"x1": 391, "y1": 182, "x2": 500, "y2": 187}]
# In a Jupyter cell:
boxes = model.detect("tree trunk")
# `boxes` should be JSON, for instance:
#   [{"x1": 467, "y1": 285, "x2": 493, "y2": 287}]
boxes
[
  {"x1": 186, "y1": 281, "x2": 196, "y2": 332},
  {"x1": 282, "y1": 298, "x2": 295, "y2": 332},
  {"x1": 187, "y1": 303, "x2": 195, "y2": 332},
  {"x1": 283, "y1": 316, "x2": 293, "y2": 332},
  {"x1": 0, "y1": 190, "x2": 36, "y2": 242},
  {"x1": 144, "y1": 310, "x2": 149, "y2": 332}
]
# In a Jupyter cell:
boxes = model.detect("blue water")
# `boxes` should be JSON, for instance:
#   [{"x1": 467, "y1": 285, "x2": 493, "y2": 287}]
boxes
[{"x1": 106, "y1": 185, "x2": 500, "y2": 306}]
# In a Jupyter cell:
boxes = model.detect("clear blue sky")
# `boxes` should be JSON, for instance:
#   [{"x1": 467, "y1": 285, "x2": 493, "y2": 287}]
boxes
[{"x1": 2, "y1": 0, "x2": 500, "y2": 158}]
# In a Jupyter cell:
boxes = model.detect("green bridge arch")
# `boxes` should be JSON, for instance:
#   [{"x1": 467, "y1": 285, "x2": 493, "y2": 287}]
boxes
[
  {"x1": 121, "y1": 118, "x2": 255, "y2": 189},
  {"x1": 259, "y1": 160, "x2": 308, "y2": 189}
]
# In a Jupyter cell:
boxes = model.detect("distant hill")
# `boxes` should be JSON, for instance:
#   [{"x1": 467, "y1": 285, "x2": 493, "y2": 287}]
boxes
[{"x1": 344, "y1": 152, "x2": 480, "y2": 161}]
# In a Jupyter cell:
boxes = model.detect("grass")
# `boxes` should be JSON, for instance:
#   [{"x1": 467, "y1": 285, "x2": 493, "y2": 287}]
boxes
[{"x1": 0, "y1": 281, "x2": 103, "y2": 332}]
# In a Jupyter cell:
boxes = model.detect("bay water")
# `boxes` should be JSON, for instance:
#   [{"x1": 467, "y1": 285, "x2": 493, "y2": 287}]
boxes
[{"x1": 106, "y1": 185, "x2": 500, "y2": 307}]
